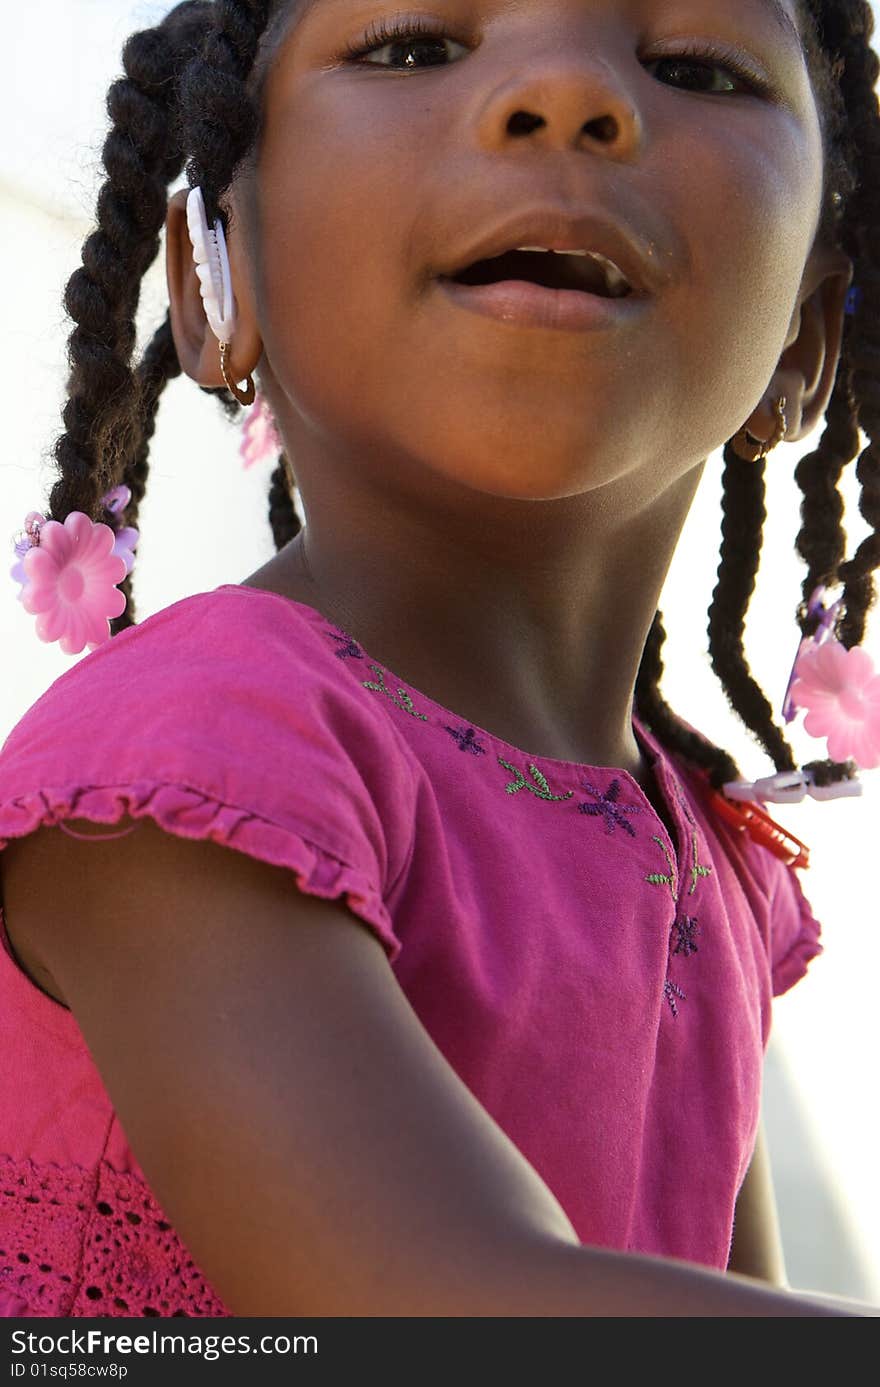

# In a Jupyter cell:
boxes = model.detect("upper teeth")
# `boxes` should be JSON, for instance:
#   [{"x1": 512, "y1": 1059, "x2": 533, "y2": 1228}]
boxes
[{"x1": 514, "y1": 246, "x2": 630, "y2": 295}]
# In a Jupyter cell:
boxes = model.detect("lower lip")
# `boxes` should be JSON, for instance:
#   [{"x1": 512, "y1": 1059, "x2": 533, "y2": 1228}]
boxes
[{"x1": 436, "y1": 276, "x2": 649, "y2": 332}]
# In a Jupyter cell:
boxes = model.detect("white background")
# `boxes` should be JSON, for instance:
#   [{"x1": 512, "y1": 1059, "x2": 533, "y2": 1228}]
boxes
[{"x1": 2, "y1": 0, "x2": 879, "y2": 1301}]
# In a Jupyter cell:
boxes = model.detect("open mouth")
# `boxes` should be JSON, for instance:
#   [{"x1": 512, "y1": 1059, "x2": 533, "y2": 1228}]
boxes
[{"x1": 441, "y1": 248, "x2": 633, "y2": 299}]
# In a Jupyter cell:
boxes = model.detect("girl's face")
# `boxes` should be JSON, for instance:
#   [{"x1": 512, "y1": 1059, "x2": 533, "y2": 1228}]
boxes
[{"x1": 231, "y1": 0, "x2": 850, "y2": 506}]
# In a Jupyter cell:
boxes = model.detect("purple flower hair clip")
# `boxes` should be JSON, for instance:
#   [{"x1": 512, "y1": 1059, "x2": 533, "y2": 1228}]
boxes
[
  {"x1": 845, "y1": 285, "x2": 863, "y2": 317},
  {"x1": 725, "y1": 585, "x2": 879, "y2": 805},
  {"x1": 100, "y1": 486, "x2": 140, "y2": 575}
]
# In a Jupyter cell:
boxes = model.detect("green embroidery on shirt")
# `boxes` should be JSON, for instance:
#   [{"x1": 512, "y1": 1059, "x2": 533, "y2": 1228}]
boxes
[
  {"x1": 688, "y1": 830, "x2": 713, "y2": 895},
  {"x1": 645, "y1": 835, "x2": 677, "y2": 899},
  {"x1": 362, "y1": 665, "x2": 429, "y2": 721},
  {"x1": 497, "y1": 757, "x2": 575, "y2": 802}
]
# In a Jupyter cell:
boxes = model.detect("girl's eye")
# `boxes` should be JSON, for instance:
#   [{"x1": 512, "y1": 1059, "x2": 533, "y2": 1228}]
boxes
[
  {"x1": 645, "y1": 43, "x2": 769, "y2": 96},
  {"x1": 343, "y1": 18, "x2": 468, "y2": 69},
  {"x1": 342, "y1": 22, "x2": 769, "y2": 98}
]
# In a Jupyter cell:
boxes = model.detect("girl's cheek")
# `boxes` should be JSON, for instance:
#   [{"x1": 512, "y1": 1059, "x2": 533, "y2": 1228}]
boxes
[{"x1": 681, "y1": 125, "x2": 817, "y2": 311}]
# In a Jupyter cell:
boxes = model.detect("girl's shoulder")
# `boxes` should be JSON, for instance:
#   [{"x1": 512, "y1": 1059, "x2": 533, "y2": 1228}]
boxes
[
  {"x1": 0, "y1": 585, "x2": 418, "y2": 958},
  {"x1": 2, "y1": 581, "x2": 402, "y2": 768}
]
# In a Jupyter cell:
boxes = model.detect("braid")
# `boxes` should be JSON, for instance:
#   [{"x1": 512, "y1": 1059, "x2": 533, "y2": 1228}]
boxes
[
  {"x1": 40, "y1": 0, "x2": 298, "y2": 634},
  {"x1": 793, "y1": 345, "x2": 857, "y2": 609},
  {"x1": 44, "y1": 2, "x2": 214, "y2": 617},
  {"x1": 49, "y1": 19, "x2": 184, "y2": 521},
  {"x1": 178, "y1": 0, "x2": 271, "y2": 227},
  {"x1": 831, "y1": 6, "x2": 880, "y2": 650},
  {"x1": 268, "y1": 456, "x2": 302, "y2": 551},
  {"x1": 635, "y1": 611, "x2": 741, "y2": 787},
  {"x1": 792, "y1": 0, "x2": 880, "y2": 785},
  {"x1": 637, "y1": 0, "x2": 880, "y2": 793},
  {"x1": 707, "y1": 449, "x2": 797, "y2": 778},
  {"x1": 111, "y1": 313, "x2": 183, "y2": 634}
]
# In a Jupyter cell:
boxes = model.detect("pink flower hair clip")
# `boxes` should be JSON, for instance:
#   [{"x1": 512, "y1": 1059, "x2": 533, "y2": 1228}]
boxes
[
  {"x1": 786, "y1": 586, "x2": 880, "y2": 769},
  {"x1": 723, "y1": 585, "x2": 879, "y2": 804},
  {"x1": 10, "y1": 486, "x2": 140, "y2": 656},
  {"x1": 240, "y1": 391, "x2": 281, "y2": 470}
]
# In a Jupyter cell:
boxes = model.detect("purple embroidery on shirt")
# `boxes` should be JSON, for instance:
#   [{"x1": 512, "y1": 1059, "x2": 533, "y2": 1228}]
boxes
[
  {"x1": 315, "y1": 618, "x2": 709, "y2": 905},
  {"x1": 445, "y1": 725, "x2": 488, "y2": 756},
  {"x1": 672, "y1": 914, "x2": 700, "y2": 957},
  {"x1": 645, "y1": 836, "x2": 677, "y2": 900},
  {"x1": 497, "y1": 758, "x2": 575, "y2": 802},
  {"x1": 675, "y1": 784, "x2": 697, "y2": 828},
  {"x1": 326, "y1": 630, "x2": 365, "y2": 660},
  {"x1": 664, "y1": 979, "x2": 686, "y2": 1017},
  {"x1": 577, "y1": 779, "x2": 645, "y2": 837}
]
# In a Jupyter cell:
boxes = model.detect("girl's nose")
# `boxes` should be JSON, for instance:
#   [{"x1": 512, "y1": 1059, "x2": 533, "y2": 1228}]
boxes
[{"x1": 472, "y1": 45, "x2": 643, "y2": 161}]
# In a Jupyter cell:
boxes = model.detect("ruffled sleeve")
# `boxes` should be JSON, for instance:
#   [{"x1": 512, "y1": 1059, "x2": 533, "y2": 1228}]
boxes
[{"x1": 0, "y1": 587, "x2": 417, "y2": 966}]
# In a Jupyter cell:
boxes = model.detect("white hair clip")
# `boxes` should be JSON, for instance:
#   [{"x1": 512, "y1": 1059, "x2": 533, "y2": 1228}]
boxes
[
  {"x1": 722, "y1": 769, "x2": 863, "y2": 804},
  {"x1": 185, "y1": 185, "x2": 237, "y2": 344},
  {"x1": 803, "y1": 775, "x2": 864, "y2": 802},
  {"x1": 185, "y1": 185, "x2": 255, "y2": 405}
]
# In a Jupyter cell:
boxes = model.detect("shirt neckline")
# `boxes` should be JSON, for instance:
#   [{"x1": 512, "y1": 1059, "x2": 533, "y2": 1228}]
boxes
[{"x1": 212, "y1": 582, "x2": 689, "y2": 851}]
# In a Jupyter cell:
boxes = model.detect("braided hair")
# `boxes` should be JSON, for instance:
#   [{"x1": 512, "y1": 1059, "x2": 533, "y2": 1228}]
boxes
[{"x1": 40, "y1": 0, "x2": 880, "y2": 793}]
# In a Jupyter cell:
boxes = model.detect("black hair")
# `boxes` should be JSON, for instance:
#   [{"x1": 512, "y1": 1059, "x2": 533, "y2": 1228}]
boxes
[{"x1": 40, "y1": 0, "x2": 880, "y2": 793}]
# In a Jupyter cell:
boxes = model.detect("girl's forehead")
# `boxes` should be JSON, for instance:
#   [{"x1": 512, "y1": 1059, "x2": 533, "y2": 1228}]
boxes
[
  {"x1": 282, "y1": 0, "x2": 803, "y2": 28},
  {"x1": 270, "y1": 0, "x2": 808, "y2": 63}
]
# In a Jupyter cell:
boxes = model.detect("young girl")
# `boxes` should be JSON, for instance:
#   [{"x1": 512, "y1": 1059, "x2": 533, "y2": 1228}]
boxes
[{"x1": 0, "y1": 0, "x2": 877, "y2": 1318}]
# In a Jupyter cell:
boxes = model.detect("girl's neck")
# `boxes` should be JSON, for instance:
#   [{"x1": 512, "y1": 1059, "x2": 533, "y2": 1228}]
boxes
[{"x1": 240, "y1": 541, "x2": 671, "y2": 818}]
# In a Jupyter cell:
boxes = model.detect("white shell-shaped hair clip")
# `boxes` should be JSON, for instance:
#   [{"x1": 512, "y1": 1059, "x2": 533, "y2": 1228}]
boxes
[
  {"x1": 723, "y1": 768, "x2": 863, "y2": 803},
  {"x1": 186, "y1": 185, "x2": 236, "y2": 343}
]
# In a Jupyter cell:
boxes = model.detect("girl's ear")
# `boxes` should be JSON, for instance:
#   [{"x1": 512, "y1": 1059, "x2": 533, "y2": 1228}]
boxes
[
  {"x1": 165, "y1": 187, "x2": 263, "y2": 391},
  {"x1": 738, "y1": 243, "x2": 854, "y2": 450}
]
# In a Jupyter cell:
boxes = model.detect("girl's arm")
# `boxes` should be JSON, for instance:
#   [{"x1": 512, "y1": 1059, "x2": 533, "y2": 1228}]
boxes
[
  {"x1": 0, "y1": 817, "x2": 857, "y2": 1318},
  {"x1": 727, "y1": 1121, "x2": 788, "y2": 1286},
  {"x1": 728, "y1": 1121, "x2": 879, "y2": 1315}
]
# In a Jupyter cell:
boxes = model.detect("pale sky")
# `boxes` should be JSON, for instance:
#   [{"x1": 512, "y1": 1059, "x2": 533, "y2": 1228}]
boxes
[{"x1": 4, "y1": 0, "x2": 173, "y2": 218}]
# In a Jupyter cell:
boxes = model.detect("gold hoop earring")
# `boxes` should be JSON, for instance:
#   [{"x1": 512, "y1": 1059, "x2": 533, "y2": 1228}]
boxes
[
  {"x1": 730, "y1": 396, "x2": 788, "y2": 462},
  {"x1": 219, "y1": 341, "x2": 256, "y2": 407}
]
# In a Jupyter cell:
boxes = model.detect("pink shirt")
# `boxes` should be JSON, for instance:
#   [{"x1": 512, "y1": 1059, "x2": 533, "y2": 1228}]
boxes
[{"x1": 0, "y1": 584, "x2": 822, "y2": 1316}]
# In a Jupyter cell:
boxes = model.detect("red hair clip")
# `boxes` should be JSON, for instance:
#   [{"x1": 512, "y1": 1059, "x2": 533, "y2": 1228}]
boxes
[{"x1": 707, "y1": 790, "x2": 811, "y2": 870}]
